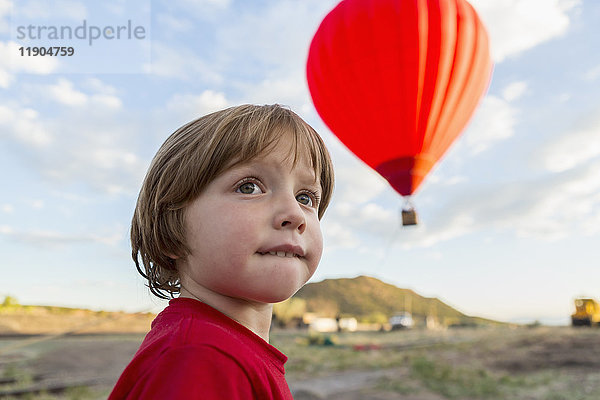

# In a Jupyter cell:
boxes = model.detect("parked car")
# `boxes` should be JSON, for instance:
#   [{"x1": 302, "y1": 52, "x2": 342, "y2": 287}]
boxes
[{"x1": 389, "y1": 312, "x2": 414, "y2": 329}]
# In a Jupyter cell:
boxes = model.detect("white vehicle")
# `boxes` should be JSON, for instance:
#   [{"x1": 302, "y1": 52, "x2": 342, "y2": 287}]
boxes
[
  {"x1": 309, "y1": 317, "x2": 339, "y2": 332},
  {"x1": 389, "y1": 312, "x2": 414, "y2": 329},
  {"x1": 338, "y1": 317, "x2": 358, "y2": 332}
]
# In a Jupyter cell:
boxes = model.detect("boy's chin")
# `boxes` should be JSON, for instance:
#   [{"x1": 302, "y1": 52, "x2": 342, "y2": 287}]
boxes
[
  {"x1": 254, "y1": 286, "x2": 305, "y2": 305},
  {"x1": 259, "y1": 292, "x2": 298, "y2": 305}
]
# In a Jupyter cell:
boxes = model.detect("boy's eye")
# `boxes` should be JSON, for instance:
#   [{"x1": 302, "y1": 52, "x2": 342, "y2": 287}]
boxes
[
  {"x1": 296, "y1": 192, "x2": 317, "y2": 207},
  {"x1": 237, "y1": 182, "x2": 263, "y2": 195}
]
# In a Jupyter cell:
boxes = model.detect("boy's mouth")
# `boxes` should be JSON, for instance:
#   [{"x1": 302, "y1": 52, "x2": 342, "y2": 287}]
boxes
[
  {"x1": 257, "y1": 244, "x2": 305, "y2": 258},
  {"x1": 258, "y1": 251, "x2": 301, "y2": 258}
]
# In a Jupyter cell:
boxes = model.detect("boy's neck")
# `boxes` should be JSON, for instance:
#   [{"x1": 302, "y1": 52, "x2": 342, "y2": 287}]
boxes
[{"x1": 179, "y1": 287, "x2": 273, "y2": 342}]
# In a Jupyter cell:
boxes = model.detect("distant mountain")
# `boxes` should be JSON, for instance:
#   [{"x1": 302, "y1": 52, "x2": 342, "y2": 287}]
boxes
[{"x1": 293, "y1": 275, "x2": 500, "y2": 326}]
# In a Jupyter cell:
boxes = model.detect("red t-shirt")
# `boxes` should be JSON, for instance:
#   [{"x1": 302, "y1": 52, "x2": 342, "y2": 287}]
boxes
[{"x1": 109, "y1": 298, "x2": 293, "y2": 399}]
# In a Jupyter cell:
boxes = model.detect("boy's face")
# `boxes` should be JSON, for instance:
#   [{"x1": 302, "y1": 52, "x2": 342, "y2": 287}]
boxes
[{"x1": 178, "y1": 139, "x2": 324, "y2": 304}]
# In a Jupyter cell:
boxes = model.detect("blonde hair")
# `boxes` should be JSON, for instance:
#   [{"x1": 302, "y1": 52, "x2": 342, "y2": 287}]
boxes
[{"x1": 131, "y1": 104, "x2": 334, "y2": 299}]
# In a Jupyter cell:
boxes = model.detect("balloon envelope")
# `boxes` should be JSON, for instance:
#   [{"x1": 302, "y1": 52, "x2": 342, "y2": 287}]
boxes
[{"x1": 307, "y1": 0, "x2": 492, "y2": 196}]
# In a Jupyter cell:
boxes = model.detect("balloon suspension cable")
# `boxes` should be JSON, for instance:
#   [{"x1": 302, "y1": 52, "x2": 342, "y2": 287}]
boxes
[
  {"x1": 401, "y1": 196, "x2": 418, "y2": 226},
  {"x1": 380, "y1": 197, "x2": 417, "y2": 266},
  {"x1": 402, "y1": 196, "x2": 415, "y2": 212},
  {"x1": 379, "y1": 219, "x2": 401, "y2": 268}
]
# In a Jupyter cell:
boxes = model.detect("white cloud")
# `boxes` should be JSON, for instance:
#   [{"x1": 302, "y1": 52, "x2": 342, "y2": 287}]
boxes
[
  {"x1": 145, "y1": 0, "x2": 334, "y2": 105},
  {"x1": 29, "y1": 199, "x2": 44, "y2": 209},
  {"x1": 322, "y1": 220, "x2": 360, "y2": 251},
  {"x1": 0, "y1": 68, "x2": 10, "y2": 88},
  {"x1": 91, "y1": 94, "x2": 122, "y2": 109},
  {"x1": 165, "y1": 90, "x2": 229, "y2": 123},
  {"x1": 156, "y1": 13, "x2": 193, "y2": 33},
  {"x1": 141, "y1": 1, "x2": 335, "y2": 114},
  {"x1": 200, "y1": 0, "x2": 230, "y2": 6},
  {"x1": 0, "y1": 41, "x2": 59, "y2": 88},
  {"x1": 47, "y1": 78, "x2": 87, "y2": 106},
  {"x1": 0, "y1": 77, "x2": 141, "y2": 194},
  {"x1": 185, "y1": 0, "x2": 335, "y2": 108},
  {"x1": 237, "y1": 75, "x2": 309, "y2": 112},
  {"x1": 83, "y1": 79, "x2": 122, "y2": 108},
  {"x1": 49, "y1": 190, "x2": 93, "y2": 203},
  {"x1": 323, "y1": 157, "x2": 600, "y2": 250},
  {"x1": 330, "y1": 162, "x2": 389, "y2": 205},
  {"x1": 11, "y1": 0, "x2": 87, "y2": 20},
  {"x1": 428, "y1": 174, "x2": 468, "y2": 187},
  {"x1": 89, "y1": 148, "x2": 138, "y2": 171},
  {"x1": 0, "y1": 104, "x2": 52, "y2": 147},
  {"x1": 538, "y1": 114, "x2": 600, "y2": 172},
  {"x1": 334, "y1": 201, "x2": 395, "y2": 228},
  {"x1": 101, "y1": 0, "x2": 133, "y2": 17},
  {"x1": 584, "y1": 65, "x2": 600, "y2": 82},
  {"x1": 400, "y1": 159, "x2": 600, "y2": 248},
  {"x1": 557, "y1": 93, "x2": 571, "y2": 103},
  {"x1": 43, "y1": 78, "x2": 122, "y2": 109},
  {"x1": 509, "y1": 165, "x2": 600, "y2": 239},
  {"x1": 502, "y1": 81, "x2": 528, "y2": 102},
  {"x1": 217, "y1": 1, "x2": 331, "y2": 67},
  {"x1": 1, "y1": 204, "x2": 14, "y2": 213},
  {"x1": 399, "y1": 214, "x2": 475, "y2": 249},
  {"x1": 39, "y1": 131, "x2": 147, "y2": 195},
  {"x1": 324, "y1": 200, "x2": 398, "y2": 249},
  {"x1": 453, "y1": 82, "x2": 523, "y2": 161},
  {"x1": 143, "y1": 42, "x2": 223, "y2": 83},
  {"x1": 169, "y1": 0, "x2": 231, "y2": 11},
  {"x1": 443, "y1": 176, "x2": 468, "y2": 186},
  {"x1": 159, "y1": 0, "x2": 233, "y2": 23},
  {"x1": 471, "y1": 0, "x2": 581, "y2": 62},
  {"x1": 0, "y1": 0, "x2": 11, "y2": 34},
  {"x1": 83, "y1": 78, "x2": 117, "y2": 96},
  {"x1": 463, "y1": 95, "x2": 517, "y2": 155},
  {"x1": 0, "y1": 225, "x2": 122, "y2": 247},
  {"x1": 0, "y1": 0, "x2": 10, "y2": 16}
]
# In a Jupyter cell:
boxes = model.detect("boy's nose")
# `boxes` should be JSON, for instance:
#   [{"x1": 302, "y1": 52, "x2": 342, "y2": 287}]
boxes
[{"x1": 274, "y1": 195, "x2": 306, "y2": 234}]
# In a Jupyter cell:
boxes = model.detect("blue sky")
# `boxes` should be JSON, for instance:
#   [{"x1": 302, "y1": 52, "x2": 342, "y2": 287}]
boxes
[{"x1": 1, "y1": 0, "x2": 599, "y2": 325}]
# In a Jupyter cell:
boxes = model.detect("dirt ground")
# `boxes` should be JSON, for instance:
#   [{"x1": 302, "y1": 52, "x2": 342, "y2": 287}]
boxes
[{"x1": 1, "y1": 326, "x2": 600, "y2": 399}]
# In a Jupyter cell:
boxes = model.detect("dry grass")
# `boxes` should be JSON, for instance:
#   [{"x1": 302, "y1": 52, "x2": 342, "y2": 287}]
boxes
[
  {"x1": 2, "y1": 324, "x2": 600, "y2": 399},
  {"x1": 0, "y1": 305, "x2": 154, "y2": 336},
  {"x1": 275, "y1": 326, "x2": 600, "y2": 399}
]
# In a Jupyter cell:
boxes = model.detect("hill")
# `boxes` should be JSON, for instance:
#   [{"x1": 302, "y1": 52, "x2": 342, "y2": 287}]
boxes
[
  {"x1": 292, "y1": 275, "x2": 499, "y2": 326},
  {"x1": 0, "y1": 297, "x2": 154, "y2": 335}
]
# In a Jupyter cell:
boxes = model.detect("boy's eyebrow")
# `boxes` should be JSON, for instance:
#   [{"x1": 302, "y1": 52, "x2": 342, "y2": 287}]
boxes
[
  {"x1": 288, "y1": 162, "x2": 322, "y2": 190},
  {"x1": 300, "y1": 174, "x2": 321, "y2": 192},
  {"x1": 228, "y1": 159, "x2": 321, "y2": 189}
]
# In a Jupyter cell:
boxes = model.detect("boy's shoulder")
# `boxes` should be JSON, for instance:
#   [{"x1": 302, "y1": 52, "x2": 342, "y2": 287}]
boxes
[
  {"x1": 141, "y1": 298, "x2": 286, "y2": 368},
  {"x1": 109, "y1": 298, "x2": 293, "y2": 399}
]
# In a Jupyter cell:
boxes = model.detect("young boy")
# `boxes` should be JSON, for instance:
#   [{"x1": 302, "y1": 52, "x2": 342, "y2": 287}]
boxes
[{"x1": 109, "y1": 104, "x2": 334, "y2": 399}]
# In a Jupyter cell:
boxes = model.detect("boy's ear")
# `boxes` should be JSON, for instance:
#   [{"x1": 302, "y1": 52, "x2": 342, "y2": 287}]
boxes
[{"x1": 167, "y1": 254, "x2": 180, "y2": 260}]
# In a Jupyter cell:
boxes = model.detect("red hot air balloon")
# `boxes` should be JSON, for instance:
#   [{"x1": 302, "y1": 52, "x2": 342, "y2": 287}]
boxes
[{"x1": 307, "y1": 0, "x2": 492, "y2": 225}]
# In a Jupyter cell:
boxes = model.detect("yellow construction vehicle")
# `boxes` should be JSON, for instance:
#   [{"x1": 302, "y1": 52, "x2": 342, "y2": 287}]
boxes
[{"x1": 571, "y1": 298, "x2": 600, "y2": 326}]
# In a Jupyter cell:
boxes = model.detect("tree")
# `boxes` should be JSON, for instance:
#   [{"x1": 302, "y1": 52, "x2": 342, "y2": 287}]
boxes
[
  {"x1": 2, "y1": 296, "x2": 19, "y2": 307},
  {"x1": 273, "y1": 298, "x2": 306, "y2": 326}
]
